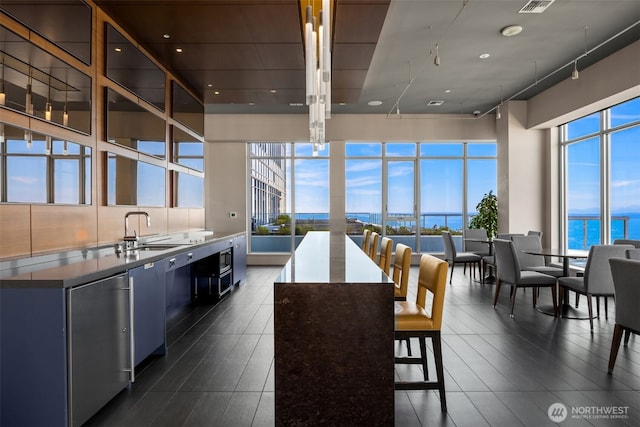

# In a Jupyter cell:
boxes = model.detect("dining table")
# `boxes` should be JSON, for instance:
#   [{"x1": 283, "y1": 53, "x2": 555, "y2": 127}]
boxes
[{"x1": 523, "y1": 247, "x2": 589, "y2": 318}]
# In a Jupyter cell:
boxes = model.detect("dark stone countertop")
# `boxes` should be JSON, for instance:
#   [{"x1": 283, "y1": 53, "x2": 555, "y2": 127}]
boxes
[{"x1": 0, "y1": 231, "x2": 245, "y2": 289}]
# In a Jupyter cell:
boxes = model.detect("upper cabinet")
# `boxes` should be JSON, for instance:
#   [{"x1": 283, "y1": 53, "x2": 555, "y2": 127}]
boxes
[
  {"x1": 105, "y1": 23, "x2": 166, "y2": 112},
  {"x1": 0, "y1": 0, "x2": 92, "y2": 65},
  {"x1": 106, "y1": 88, "x2": 166, "y2": 159},
  {"x1": 172, "y1": 81, "x2": 203, "y2": 136},
  {"x1": 0, "y1": 26, "x2": 92, "y2": 134}
]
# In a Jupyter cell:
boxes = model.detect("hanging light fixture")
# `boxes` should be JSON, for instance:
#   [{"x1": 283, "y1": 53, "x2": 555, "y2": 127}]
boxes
[
  {"x1": 63, "y1": 81, "x2": 69, "y2": 127},
  {"x1": 304, "y1": 0, "x2": 332, "y2": 156},
  {"x1": 25, "y1": 70, "x2": 33, "y2": 115},
  {"x1": 45, "y1": 77, "x2": 52, "y2": 121},
  {"x1": 45, "y1": 135, "x2": 51, "y2": 154},
  {"x1": 0, "y1": 123, "x2": 5, "y2": 145},
  {"x1": 571, "y1": 60, "x2": 579, "y2": 80},
  {"x1": 433, "y1": 43, "x2": 440, "y2": 66},
  {"x1": 0, "y1": 56, "x2": 6, "y2": 106},
  {"x1": 24, "y1": 129, "x2": 32, "y2": 149}
]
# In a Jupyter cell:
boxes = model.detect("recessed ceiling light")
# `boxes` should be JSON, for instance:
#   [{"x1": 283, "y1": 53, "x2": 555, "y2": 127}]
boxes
[
  {"x1": 338, "y1": 102, "x2": 347, "y2": 106},
  {"x1": 214, "y1": 91, "x2": 220, "y2": 95},
  {"x1": 248, "y1": 102, "x2": 255, "y2": 105},
  {"x1": 427, "y1": 100, "x2": 444, "y2": 106},
  {"x1": 270, "y1": 89, "x2": 277, "y2": 93},
  {"x1": 501, "y1": 24, "x2": 523, "y2": 37},
  {"x1": 114, "y1": 47, "x2": 122, "y2": 52},
  {"x1": 368, "y1": 100, "x2": 382, "y2": 106},
  {"x1": 445, "y1": 89, "x2": 451, "y2": 93},
  {"x1": 163, "y1": 34, "x2": 170, "y2": 39},
  {"x1": 207, "y1": 84, "x2": 213, "y2": 87},
  {"x1": 289, "y1": 102, "x2": 304, "y2": 107},
  {"x1": 479, "y1": 53, "x2": 490, "y2": 59},
  {"x1": 175, "y1": 48, "x2": 183, "y2": 53}
]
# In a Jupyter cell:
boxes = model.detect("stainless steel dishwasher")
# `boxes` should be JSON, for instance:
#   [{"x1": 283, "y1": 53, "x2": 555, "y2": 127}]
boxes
[{"x1": 67, "y1": 272, "x2": 132, "y2": 427}]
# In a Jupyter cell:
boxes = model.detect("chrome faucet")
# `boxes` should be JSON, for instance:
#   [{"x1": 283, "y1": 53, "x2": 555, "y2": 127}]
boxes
[{"x1": 123, "y1": 211, "x2": 151, "y2": 248}]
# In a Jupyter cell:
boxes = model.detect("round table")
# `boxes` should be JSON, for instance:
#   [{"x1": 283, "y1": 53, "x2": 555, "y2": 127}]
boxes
[{"x1": 523, "y1": 248, "x2": 589, "y2": 318}]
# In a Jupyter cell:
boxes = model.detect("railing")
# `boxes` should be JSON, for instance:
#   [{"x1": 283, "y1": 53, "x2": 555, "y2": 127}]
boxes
[{"x1": 568, "y1": 215, "x2": 630, "y2": 250}]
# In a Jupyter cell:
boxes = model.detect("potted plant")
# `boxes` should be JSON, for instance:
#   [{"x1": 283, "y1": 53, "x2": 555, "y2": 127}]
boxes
[{"x1": 469, "y1": 190, "x2": 498, "y2": 239}]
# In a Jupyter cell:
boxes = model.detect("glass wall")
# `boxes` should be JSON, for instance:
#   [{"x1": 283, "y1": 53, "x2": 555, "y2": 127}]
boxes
[
  {"x1": 562, "y1": 97, "x2": 640, "y2": 249},
  {"x1": 346, "y1": 141, "x2": 496, "y2": 252},
  {"x1": 249, "y1": 142, "x2": 329, "y2": 253}
]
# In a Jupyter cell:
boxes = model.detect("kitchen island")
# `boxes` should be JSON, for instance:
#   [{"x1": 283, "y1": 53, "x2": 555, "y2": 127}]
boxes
[{"x1": 274, "y1": 231, "x2": 395, "y2": 426}]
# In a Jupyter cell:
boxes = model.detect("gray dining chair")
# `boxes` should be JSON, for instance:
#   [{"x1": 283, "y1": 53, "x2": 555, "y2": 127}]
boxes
[
  {"x1": 607, "y1": 258, "x2": 640, "y2": 373},
  {"x1": 463, "y1": 228, "x2": 491, "y2": 282},
  {"x1": 626, "y1": 248, "x2": 640, "y2": 260},
  {"x1": 482, "y1": 233, "x2": 525, "y2": 285},
  {"x1": 441, "y1": 231, "x2": 481, "y2": 284},
  {"x1": 511, "y1": 235, "x2": 564, "y2": 277},
  {"x1": 558, "y1": 244, "x2": 633, "y2": 330},
  {"x1": 613, "y1": 238, "x2": 640, "y2": 248},
  {"x1": 492, "y1": 239, "x2": 558, "y2": 317}
]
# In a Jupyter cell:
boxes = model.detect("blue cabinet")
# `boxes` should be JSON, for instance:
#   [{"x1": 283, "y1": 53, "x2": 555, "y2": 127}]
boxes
[{"x1": 129, "y1": 260, "x2": 167, "y2": 367}]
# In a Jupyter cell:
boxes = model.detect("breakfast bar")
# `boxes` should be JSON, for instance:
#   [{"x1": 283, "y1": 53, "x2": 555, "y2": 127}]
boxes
[{"x1": 274, "y1": 231, "x2": 395, "y2": 426}]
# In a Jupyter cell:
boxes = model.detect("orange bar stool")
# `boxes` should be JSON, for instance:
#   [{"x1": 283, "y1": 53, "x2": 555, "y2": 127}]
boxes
[
  {"x1": 378, "y1": 237, "x2": 393, "y2": 275},
  {"x1": 394, "y1": 253, "x2": 448, "y2": 412},
  {"x1": 392, "y1": 243, "x2": 412, "y2": 301}
]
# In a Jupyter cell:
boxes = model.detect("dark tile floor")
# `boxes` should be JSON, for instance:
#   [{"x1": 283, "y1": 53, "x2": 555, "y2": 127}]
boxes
[{"x1": 87, "y1": 265, "x2": 640, "y2": 426}]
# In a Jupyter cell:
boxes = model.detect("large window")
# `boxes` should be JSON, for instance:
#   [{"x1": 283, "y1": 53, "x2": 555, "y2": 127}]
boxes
[
  {"x1": 562, "y1": 97, "x2": 640, "y2": 249},
  {"x1": 249, "y1": 141, "x2": 495, "y2": 254},
  {"x1": 249, "y1": 142, "x2": 329, "y2": 253},
  {"x1": 346, "y1": 141, "x2": 496, "y2": 252}
]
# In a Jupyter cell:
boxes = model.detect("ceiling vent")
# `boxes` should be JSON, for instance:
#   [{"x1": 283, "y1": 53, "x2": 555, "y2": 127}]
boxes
[
  {"x1": 427, "y1": 100, "x2": 444, "y2": 106},
  {"x1": 518, "y1": 0, "x2": 555, "y2": 14}
]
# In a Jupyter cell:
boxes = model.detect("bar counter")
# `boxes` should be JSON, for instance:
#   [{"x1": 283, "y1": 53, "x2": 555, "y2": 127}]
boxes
[{"x1": 274, "y1": 231, "x2": 395, "y2": 426}]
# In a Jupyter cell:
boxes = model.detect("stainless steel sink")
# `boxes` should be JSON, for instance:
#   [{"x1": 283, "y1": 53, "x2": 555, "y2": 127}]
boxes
[{"x1": 137, "y1": 244, "x2": 186, "y2": 251}]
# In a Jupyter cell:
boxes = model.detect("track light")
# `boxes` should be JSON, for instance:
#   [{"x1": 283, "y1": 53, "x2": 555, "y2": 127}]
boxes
[{"x1": 571, "y1": 60, "x2": 579, "y2": 80}]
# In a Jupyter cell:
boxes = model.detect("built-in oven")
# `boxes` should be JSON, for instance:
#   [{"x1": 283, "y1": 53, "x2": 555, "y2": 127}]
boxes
[
  {"x1": 216, "y1": 248, "x2": 233, "y2": 297},
  {"x1": 193, "y1": 248, "x2": 233, "y2": 302}
]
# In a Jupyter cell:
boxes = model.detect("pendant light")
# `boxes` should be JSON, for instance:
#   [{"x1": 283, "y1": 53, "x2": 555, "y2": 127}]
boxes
[
  {"x1": 0, "y1": 56, "x2": 6, "y2": 106},
  {"x1": 45, "y1": 77, "x2": 52, "y2": 121},
  {"x1": 25, "y1": 70, "x2": 33, "y2": 115}
]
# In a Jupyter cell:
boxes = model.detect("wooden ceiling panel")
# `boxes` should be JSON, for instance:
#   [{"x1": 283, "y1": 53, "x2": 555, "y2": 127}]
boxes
[
  {"x1": 95, "y1": 0, "x2": 391, "y2": 109},
  {"x1": 182, "y1": 69, "x2": 304, "y2": 90},
  {"x1": 332, "y1": 1, "x2": 390, "y2": 43},
  {"x1": 332, "y1": 43, "x2": 377, "y2": 70},
  {"x1": 332, "y1": 69, "x2": 368, "y2": 89},
  {"x1": 204, "y1": 88, "x2": 305, "y2": 105}
]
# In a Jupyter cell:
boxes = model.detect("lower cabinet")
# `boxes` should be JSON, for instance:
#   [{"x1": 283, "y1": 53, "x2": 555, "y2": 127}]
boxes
[
  {"x1": 67, "y1": 273, "x2": 132, "y2": 427},
  {"x1": 129, "y1": 260, "x2": 167, "y2": 367}
]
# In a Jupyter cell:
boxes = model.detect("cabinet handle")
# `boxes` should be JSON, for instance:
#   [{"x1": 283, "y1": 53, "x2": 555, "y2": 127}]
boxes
[
  {"x1": 187, "y1": 253, "x2": 193, "y2": 260},
  {"x1": 168, "y1": 258, "x2": 176, "y2": 268},
  {"x1": 128, "y1": 277, "x2": 135, "y2": 383}
]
